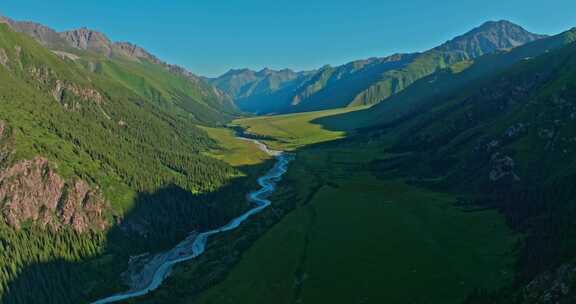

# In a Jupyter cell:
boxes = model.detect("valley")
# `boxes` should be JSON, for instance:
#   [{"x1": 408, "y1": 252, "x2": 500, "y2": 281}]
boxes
[
  {"x1": 1, "y1": 8, "x2": 576, "y2": 304},
  {"x1": 231, "y1": 106, "x2": 366, "y2": 150},
  {"x1": 194, "y1": 133, "x2": 516, "y2": 304}
]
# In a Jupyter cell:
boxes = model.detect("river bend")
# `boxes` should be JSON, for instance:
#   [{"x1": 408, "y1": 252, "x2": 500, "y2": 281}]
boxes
[{"x1": 92, "y1": 139, "x2": 291, "y2": 304}]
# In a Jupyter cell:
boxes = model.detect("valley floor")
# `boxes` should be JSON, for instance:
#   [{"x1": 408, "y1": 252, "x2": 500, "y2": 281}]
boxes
[
  {"x1": 129, "y1": 111, "x2": 517, "y2": 304},
  {"x1": 194, "y1": 142, "x2": 517, "y2": 304},
  {"x1": 231, "y1": 106, "x2": 366, "y2": 151}
]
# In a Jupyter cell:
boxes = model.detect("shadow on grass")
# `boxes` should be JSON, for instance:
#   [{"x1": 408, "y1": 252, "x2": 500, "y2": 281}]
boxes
[{"x1": 309, "y1": 106, "x2": 374, "y2": 133}]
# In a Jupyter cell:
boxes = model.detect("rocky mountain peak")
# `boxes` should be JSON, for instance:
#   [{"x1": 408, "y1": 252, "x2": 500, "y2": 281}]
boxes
[
  {"x1": 436, "y1": 20, "x2": 548, "y2": 57},
  {"x1": 59, "y1": 27, "x2": 113, "y2": 55}
]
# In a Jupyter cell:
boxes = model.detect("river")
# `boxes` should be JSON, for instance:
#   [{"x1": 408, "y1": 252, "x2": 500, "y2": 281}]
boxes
[{"x1": 92, "y1": 138, "x2": 291, "y2": 304}]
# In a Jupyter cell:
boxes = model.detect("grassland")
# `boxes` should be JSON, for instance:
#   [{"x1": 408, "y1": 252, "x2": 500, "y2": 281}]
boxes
[
  {"x1": 200, "y1": 126, "x2": 271, "y2": 167},
  {"x1": 194, "y1": 140, "x2": 516, "y2": 304},
  {"x1": 231, "y1": 106, "x2": 367, "y2": 150}
]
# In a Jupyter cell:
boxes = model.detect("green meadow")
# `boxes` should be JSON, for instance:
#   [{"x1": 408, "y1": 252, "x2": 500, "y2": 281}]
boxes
[
  {"x1": 194, "y1": 125, "x2": 517, "y2": 304},
  {"x1": 231, "y1": 106, "x2": 366, "y2": 150},
  {"x1": 200, "y1": 126, "x2": 271, "y2": 167}
]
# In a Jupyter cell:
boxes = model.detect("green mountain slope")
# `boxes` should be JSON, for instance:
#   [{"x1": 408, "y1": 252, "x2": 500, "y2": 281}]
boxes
[
  {"x1": 0, "y1": 20, "x2": 254, "y2": 304},
  {"x1": 2, "y1": 16, "x2": 238, "y2": 125},
  {"x1": 295, "y1": 20, "x2": 546, "y2": 112},
  {"x1": 317, "y1": 27, "x2": 576, "y2": 131},
  {"x1": 330, "y1": 35, "x2": 576, "y2": 302}
]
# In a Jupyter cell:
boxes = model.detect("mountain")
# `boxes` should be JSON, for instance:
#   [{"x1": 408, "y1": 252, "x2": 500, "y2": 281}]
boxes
[
  {"x1": 434, "y1": 20, "x2": 547, "y2": 57},
  {"x1": 316, "y1": 27, "x2": 576, "y2": 303},
  {"x1": 399, "y1": 39, "x2": 576, "y2": 303},
  {"x1": 2, "y1": 16, "x2": 161, "y2": 62},
  {"x1": 0, "y1": 17, "x2": 250, "y2": 304},
  {"x1": 1, "y1": 16, "x2": 236, "y2": 123},
  {"x1": 207, "y1": 67, "x2": 315, "y2": 114},
  {"x1": 318, "y1": 26, "x2": 576, "y2": 131},
  {"x1": 146, "y1": 26, "x2": 576, "y2": 304},
  {"x1": 212, "y1": 20, "x2": 546, "y2": 114}
]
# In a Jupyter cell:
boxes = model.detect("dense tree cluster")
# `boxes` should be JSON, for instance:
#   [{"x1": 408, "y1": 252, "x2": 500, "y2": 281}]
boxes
[{"x1": 0, "y1": 222, "x2": 107, "y2": 304}]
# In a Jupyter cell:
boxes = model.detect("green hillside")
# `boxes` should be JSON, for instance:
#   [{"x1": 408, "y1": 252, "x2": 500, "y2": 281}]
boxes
[
  {"x1": 330, "y1": 37, "x2": 576, "y2": 302},
  {"x1": 316, "y1": 28, "x2": 576, "y2": 131},
  {"x1": 94, "y1": 58, "x2": 237, "y2": 125},
  {"x1": 0, "y1": 23, "x2": 263, "y2": 304}
]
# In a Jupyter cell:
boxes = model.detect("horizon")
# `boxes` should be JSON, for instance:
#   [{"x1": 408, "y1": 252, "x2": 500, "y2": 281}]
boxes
[{"x1": 2, "y1": 1, "x2": 575, "y2": 77}]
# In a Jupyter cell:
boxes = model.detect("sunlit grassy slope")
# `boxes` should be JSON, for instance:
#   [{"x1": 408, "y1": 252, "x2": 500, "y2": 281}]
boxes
[
  {"x1": 195, "y1": 143, "x2": 516, "y2": 304},
  {"x1": 231, "y1": 106, "x2": 367, "y2": 150},
  {"x1": 200, "y1": 126, "x2": 270, "y2": 167}
]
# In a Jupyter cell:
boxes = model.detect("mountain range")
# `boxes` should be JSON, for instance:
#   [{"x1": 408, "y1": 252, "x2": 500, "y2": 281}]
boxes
[{"x1": 209, "y1": 20, "x2": 547, "y2": 114}]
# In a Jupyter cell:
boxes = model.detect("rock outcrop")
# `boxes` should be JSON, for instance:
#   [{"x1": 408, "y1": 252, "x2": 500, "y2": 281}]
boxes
[
  {"x1": 29, "y1": 65, "x2": 104, "y2": 106},
  {"x1": 0, "y1": 157, "x2": 109, "y2": 232},
  {"x1": 60, "y1": 27, "x2": 113, "y2": 56}
]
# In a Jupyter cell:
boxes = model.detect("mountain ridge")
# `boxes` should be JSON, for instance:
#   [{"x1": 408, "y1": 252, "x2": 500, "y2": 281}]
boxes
[
  {"x1": 0, "y1": 15, "x2": 233, "y2": 107},
  {"x1": 210, "y1": 20, "x2": 547, "y2": 114}
]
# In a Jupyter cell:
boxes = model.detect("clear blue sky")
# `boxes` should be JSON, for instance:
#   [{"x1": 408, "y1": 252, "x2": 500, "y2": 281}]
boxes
[{"x1": 2, "y1": 1, "x2": 575, "y2": 77}]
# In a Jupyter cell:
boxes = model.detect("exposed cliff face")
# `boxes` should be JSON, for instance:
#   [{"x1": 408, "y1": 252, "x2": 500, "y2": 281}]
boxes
[
  {"x1": 60, "y1": 27, "x2": 113, "y2": 56},
  {"x1": 28, "y1": 65, "x2": 104, "y2": 107},
  {"x1": 0, "y1": 156, "x2": 109, "y2": 232}
]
